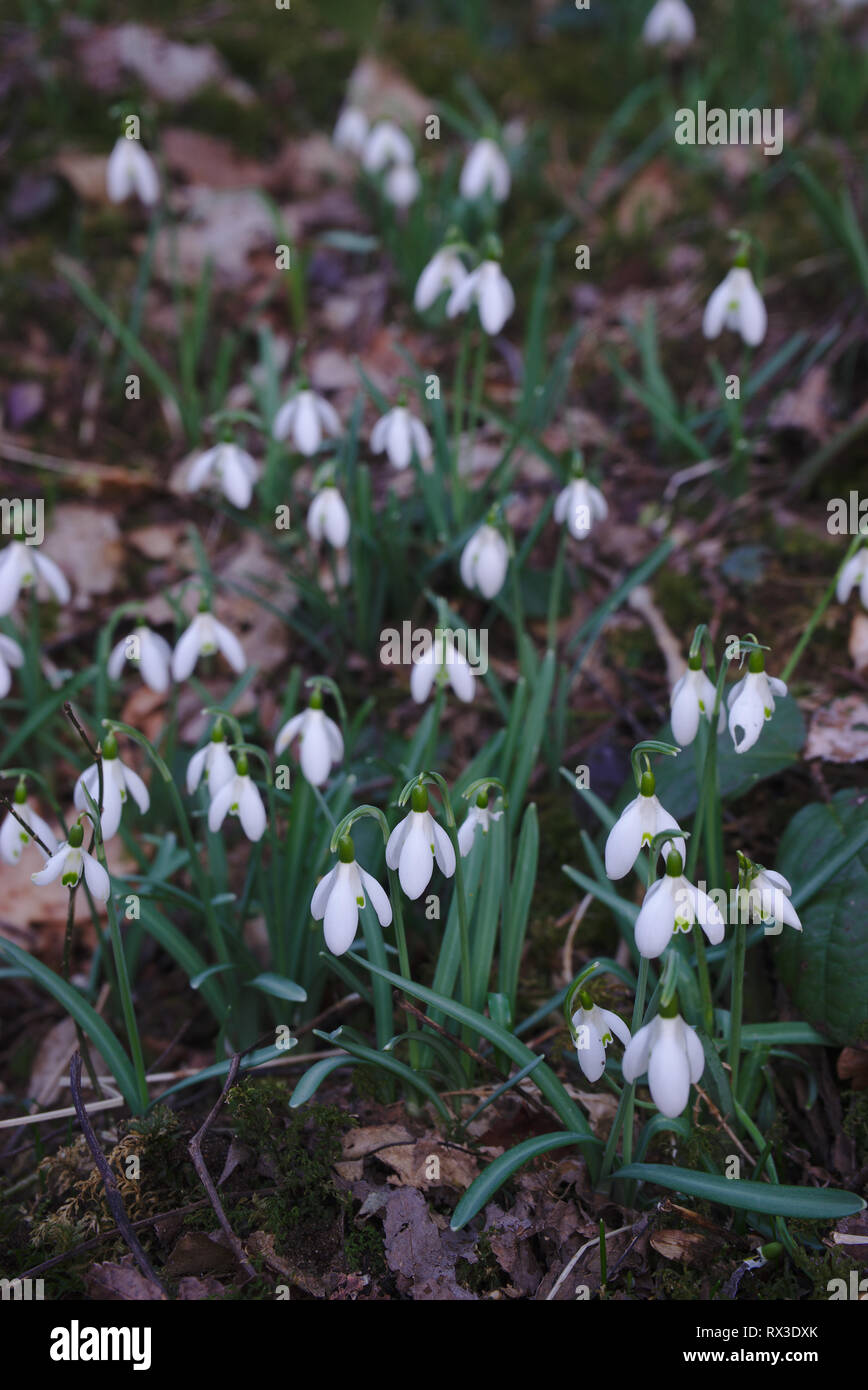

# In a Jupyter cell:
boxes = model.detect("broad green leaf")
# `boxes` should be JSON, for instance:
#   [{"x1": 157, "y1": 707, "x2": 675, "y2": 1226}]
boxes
[
  {"x1": 775, "y1": 789, "x2": 868, "y2": 1045},
  {"x1": 451, "y1": 1133, "x2": 593, "y2": 1230},
  {"x1": 290, "y1": 1054, "x2": 359, "y2": 1108},
  {"x1": 246, "y1": 972, "x2": 308, "y2": 1003},
  {"x1": 613, "y1": 1163, "x2": 864, "y2": 1218}
]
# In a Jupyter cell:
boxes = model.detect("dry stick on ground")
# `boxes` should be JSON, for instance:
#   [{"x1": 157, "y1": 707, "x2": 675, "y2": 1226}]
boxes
[
  {"x1": 69, "y1": 1052, "x2": 167, "y2": 1294},
  {"x1": 187, "y1": 1053, "x2": 257, "y2": 1281}
]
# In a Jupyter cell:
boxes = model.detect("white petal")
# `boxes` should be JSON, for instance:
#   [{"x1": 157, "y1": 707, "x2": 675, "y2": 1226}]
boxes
[
  {"x1": 635, "y1": 878, "x2": 676, "y2": 959},
  {"x1": 397, "y1": 813, "x2": 434, "y2": 899},
  {"x1": 186, "y1": 745, "x2": 209, "y2": 794},
  {"x1": 385, "y1": 814, "x2": 412, "y2": 871},
  {"x1": 171, "y1": 620, "x2": 204, "y2": 682},
  {"x1": 311, "y1": 863, "x2": 339, "y2": 920},
  {"x1": 208, "y1": 778, "x2": 237, "y2": 833},
  {"x1": 604, "y1": 797, "x2": 643, "y2": 879},
  {"x1": 82, "y1": 851, "x2": 111, "y2": 904},
  {"x1": 138, "y1": 631, "x2": 172, "y2": 693},
  {"x1": 238, "y1": 779, "x2": 266, "y2": 841},
  {"x1": 33, "y1": 553, "x2": 70, "y2": 604},
  {"x1": 683, "y1": 1021, "x2": 706, "y2": 1083},
  {"x1": 622, "y1": 1019, "x2": 657, "y2": 1084},
  {"x1": 275, "y1": 712, "x2": 305, "y2": 755},
  {"x1": 359, "y1": 866, "x2": 393, "y2": 927},
  {"x1": 702, "y1": 276, "x2": 732, "y2": 340},
  {"x1": 648, "y1": 1022, "x2": 692, "y2": 1117},
  {"x1": 298, "y1": 711, "x2": 332, "y2": 787},
  {"x1": 120, "y1": 764, "x2": 150, "y2": 815},
  {"x1": 213, "y1": 620, "x2": 246, "y2": 674},
  {"x1": 323, "y1": 865, "x2": 361, "y2": 955},
  {"x1": 430, "y1": 818, "x2": 456, "y2": 878}
]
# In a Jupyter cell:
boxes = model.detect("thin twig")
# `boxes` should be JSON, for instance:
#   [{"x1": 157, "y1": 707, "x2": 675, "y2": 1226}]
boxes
[
  {"x1": 0, "y1": 794, "x2": 54, "y2": 856},
  {"x1": 187, "y1": 1053, "x2": 257, "y2": 1280},
  {"x1": 69, "y1": 1052, "x2": 167, "y2": 1294}
]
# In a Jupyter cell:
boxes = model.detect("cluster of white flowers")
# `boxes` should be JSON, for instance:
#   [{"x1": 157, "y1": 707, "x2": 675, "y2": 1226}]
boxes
[{"x1": 0, "y1": 538, "x2": 71, "y2": 698}]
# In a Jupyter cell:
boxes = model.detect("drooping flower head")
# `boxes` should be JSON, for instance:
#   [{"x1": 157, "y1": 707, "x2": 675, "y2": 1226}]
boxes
[
  {"x1": 370, "y1": 404, "x2": 432, "y2": 471},
  {"x1": 634, "y1": 848, "x2": 725, "y2": 960},
  {"x1": 73, "y1": 732, "x2": 150, "y2": 843},
  {"x1": 736, "y1": 851, "x2": 802, "y2": 934},
  {"x1": 275, "y1": 685, "x2": 344, "y2": 788},
  {"x1": 727, "y1": 646, "x2": 787, "y2": 755},
  {"x1": 703, "y1": 240, "x2": 767, "y2": 348},
  {"x1": 447, "y1": 257, "x2": 515, "y2": 336},
  {"x1": 460, "y1": 522, "x2": 509, "y2": 600},
  {"x1": 0, "y1": 539, "x2": 70, "y2": 616},
  {"x1": 670, "y1": 651, "x2": 725, "y2": 747},
  {"x1": 570, "y1": 990, "x2": 631, "y2": 1084},
  {"x1": 457, "y1": 789, "x2": 504, "y2": 857},
  {"x1": 605, "y1": 769, "x2": 685, "y2": 880},
  {"x1": 312, "y1": 834, "x2": 392, "y2": 956},
  {"x1": 108, "y1": 625, "x2": 173, "y2": 694},
  {"x1": 273, "y1": 388, "x2": 341, "y2": 457},
  {"x1": 410, "y1": 630, "x2": 476, "y2": 705},
  {"x1": 554, "y1": 470, "x2": 608, "y2": 542},
  {"x1": 386, "y1": 782, "x2": 456, "y2": 900},
  {"x1": 642, "y1": 0, "x2": 696, "y2": 47},
  {"x1": 187, "y1": 442, "x2": 259, "y2": 510},
  {"x1": 106, "y1": 136, "x2": 160, "y2": 206},
  {"x1": 0, "y1": 633, "x2": 24, "y2": 699},
  {"x1": 307, "y1": 483, "x2": 351, "y2": 548},
  {"x1": 414, "y1": 244, "x2": 469, "y2": 314},
  {"x1": 32, "y1": 820, "x2": 110, "y2": 905},
  {"x1": 171, "y1": 603, "x2": 246, "y2": 683},
  {"x1": 187, "y1": 724, "x2": 236, "y2": 798},
  {"x1": 207, "y1": 754, "x2": 266, "y2": 842},
  {"x1": 459, "y1": 137, "x2": 511, "y2": 203},
  {"x1": 622, "y1": 996, "x2": 705, "y2": 1118}
]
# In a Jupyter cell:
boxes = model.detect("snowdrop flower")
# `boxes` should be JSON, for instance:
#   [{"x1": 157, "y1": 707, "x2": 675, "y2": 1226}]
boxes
[
  {"x1": 737, "y1": 853, "x2": 802, "y2": 934},
  {"x1": 0, "y1": 540, "x2": 70, "y2": 616},
  {"x1": 73, "y1": 734, "x2": 150, "y2": 842},
  {"x1": 670, "y1": 654, "x2": 725, "y2": 747},
  {"x1": 460, "y1": 138, "x2": 511, "y2": 203},
  {"x1": 460, "y1": 524, "x2": 509, "y2": 600},
  {"x1": 187, "y1": 442, "x2": 258, "y2": 510},
  {"x1": 312, "y1": 834, "x2": 392, "y2": 956},
  {"x1": 207, "y1": 755, "x2": 266, "y2": 842},
  {"x1": 307, "y1": 484, "x2": 351, "y2": 548},
  {"x1": 108, "y1": 625, "x2": 172, "y2": 694},
  {"x1": 384, "y1": 162, "x2": 421, "y2": 207},
  {"x1": 362, "y1": 120, "x2": 415, "y2": 173},
  {"x1": 106, "y1": 136, "x2": 160, "y2": 206},
  {"x1": 273, "y1": 389, "x2": 341, "y2": 457},
  {"x1": 836, "y1": 546, "x2": 868, "y2": 609},
  {"x1": 727, "y1": 649, "x2": 787, "y2": 755},
  {"x1": 703, "y1": 265, "x2": 767, "y2": 347},
  {"x1": 171, "y1": 607, "x2": 246, "y2": 683},
  {"x1": 457, "y1": 792, "x2": 504, "y2": 857},
  {"x1": 642, "y1": 0, "x2": 696, "y2": 47},
  {"x1": 333, "y1": 106, "x2": 369, "y2": 157},
  {"x1": 447, "y1": 259, "x2": 515, "y2": 336},
  {"x1": 32, "y1": 822, "x2": 110, "y2": 904},
  {"x1": 370, "y1": 405, "x2": 432, "y2": 470},
  {"x1": 0, "y1": 633, "x2": 24, "y2": 699},
  {"x1": 275, "y1": 689, "x2": 343, "y2": 788},
  {"x1": 386, "y1": 784, "x2": 456, "y2": 900},
  {"x1": 622, "y1": 1001, "x2": 704, "y2": 1118},
  {"x1": 605, "y1": 772, "x2": 685, "y2": 880},
  {"x1": 186, "y1": 727, "x2": 236, "y2": 798},
  {"x1": 554, "y1": 476, "x2": 608, "y2": 541},
  {"x1": 410, "y1": 630, "x2": 476, "y2": 704},
  {"x1": 634, "y1": 850, "x2": 725, "y2": 959},
  {"x1": 414, "y1": 246, "x2": 469, "y2": 313},
  {"x1": 570, "y1": 992, "x2": 631, "y2": 1084},
  {"x1": 0, "y1": 781, "x2": 56, "y2": 864}
]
